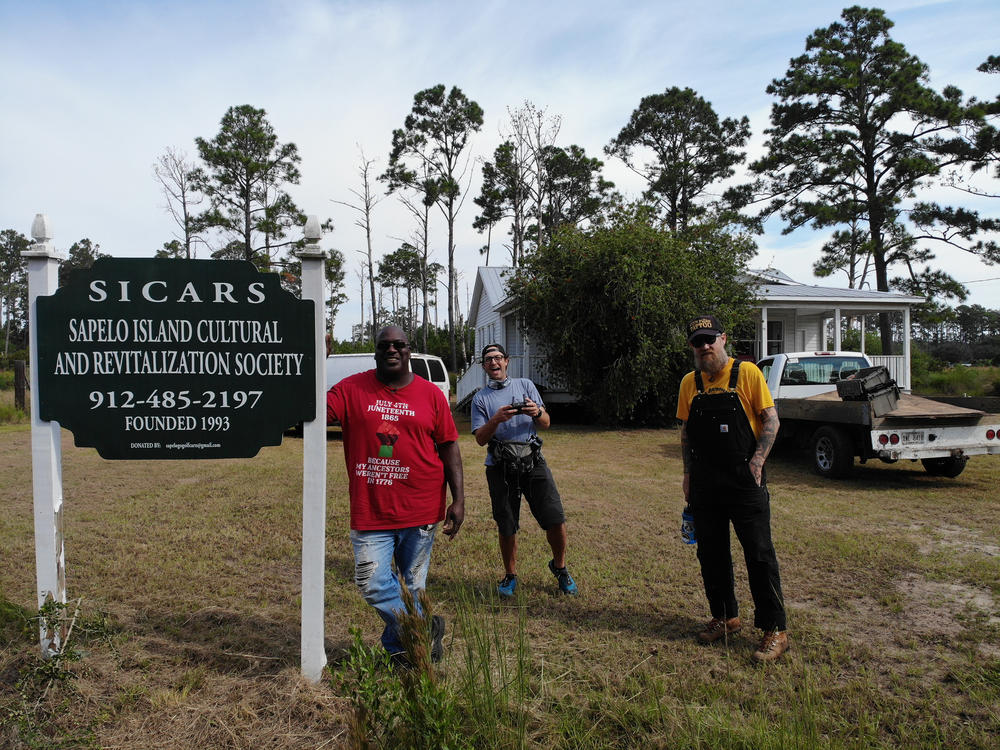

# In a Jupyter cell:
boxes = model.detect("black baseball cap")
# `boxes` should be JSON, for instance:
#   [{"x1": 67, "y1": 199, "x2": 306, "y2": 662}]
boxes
[
  {"x1": 687, "y1": 314, "x2": 724, "y2": 343},
  {"x1": 481, "y1": 343, "x2": 507, "y2": 360}
]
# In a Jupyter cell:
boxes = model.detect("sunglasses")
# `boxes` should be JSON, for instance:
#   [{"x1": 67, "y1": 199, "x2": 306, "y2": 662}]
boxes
[
  {"x1": 690, "y1": 334, "x2": 718, "y2": 348},
  {"x1": 376, "y1": 339, "x2": 410, "y2": 351},
  {"x1": 482, "y1": 354, "x2": 505, "y2": 363}
]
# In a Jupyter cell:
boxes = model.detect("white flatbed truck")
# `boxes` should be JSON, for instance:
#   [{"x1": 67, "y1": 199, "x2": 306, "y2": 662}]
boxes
[{"x1": 755, "y1": 351, "x2": 1000, "y2": 479}]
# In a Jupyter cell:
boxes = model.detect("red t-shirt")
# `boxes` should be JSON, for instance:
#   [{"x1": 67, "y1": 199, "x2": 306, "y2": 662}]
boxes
[{"x1": 326, "y1": 370, "x2": 458, "y2": 530}]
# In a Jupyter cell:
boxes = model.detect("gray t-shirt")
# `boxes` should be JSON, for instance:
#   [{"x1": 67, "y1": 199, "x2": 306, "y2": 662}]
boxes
[{"x1": 470, "y1": 378, "x2": 545, "y2": 466}]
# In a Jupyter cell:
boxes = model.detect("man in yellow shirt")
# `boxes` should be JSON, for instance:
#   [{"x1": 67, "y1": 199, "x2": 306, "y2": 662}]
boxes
[{"x1": 676, "y1": 314, "x2": 789, "y2": 663}]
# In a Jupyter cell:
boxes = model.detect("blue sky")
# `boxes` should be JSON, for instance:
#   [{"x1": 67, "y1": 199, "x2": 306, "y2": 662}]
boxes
[{"x1": 2, "y1": 0, "x2": 998, "y2": 339}]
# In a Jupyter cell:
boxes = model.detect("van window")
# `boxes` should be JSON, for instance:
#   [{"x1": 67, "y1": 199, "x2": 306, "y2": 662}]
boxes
[
  {"x1": 411, "y1": 359, "x2": 429, "y2": 379},
  {"x1": 427, "y1": 359, "x2": 447, "y2": 382}
]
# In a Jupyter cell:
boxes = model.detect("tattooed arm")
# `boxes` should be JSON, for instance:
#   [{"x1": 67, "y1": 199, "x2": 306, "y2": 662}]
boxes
[{"x1": 749, "y1": 406, "x2": 779, "y2": 486}]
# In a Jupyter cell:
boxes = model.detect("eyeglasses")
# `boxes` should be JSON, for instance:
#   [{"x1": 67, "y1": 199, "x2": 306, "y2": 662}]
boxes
[
  {"x1": 690, "y1": 334, "x2": 718, "y2": 348},
  {"x1": 482, "y1": 354, "x2": 505, "y2": 363},
  {"x1": 376, "y1": 339, "x2": 410, "y2": 351}
]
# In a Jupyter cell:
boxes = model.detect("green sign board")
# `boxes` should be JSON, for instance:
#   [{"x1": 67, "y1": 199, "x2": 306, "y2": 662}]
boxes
[{"x1": 36, "y1": 258, "x2": 316, "y2": 459}]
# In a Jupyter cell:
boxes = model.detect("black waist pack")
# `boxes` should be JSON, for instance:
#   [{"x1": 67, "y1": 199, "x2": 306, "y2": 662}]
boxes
[{"x1": 489, "y1": 435, "x2": 543, "y2": 474}]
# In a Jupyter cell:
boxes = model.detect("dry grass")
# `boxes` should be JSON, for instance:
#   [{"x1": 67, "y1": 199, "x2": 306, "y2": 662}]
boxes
[{"x1": 2, "y1": 413, "x2": 999, "y2": 748}]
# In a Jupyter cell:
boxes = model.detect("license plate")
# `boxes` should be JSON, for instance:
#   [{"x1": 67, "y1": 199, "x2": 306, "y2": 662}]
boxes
[{"x1": 901, "y1": 430, "x2": 925, "y2": 445}]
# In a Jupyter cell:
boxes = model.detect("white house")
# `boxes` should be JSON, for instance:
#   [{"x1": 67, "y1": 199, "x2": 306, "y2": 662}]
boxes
[{"x1": 455, "y1": 266, "x2": 923, "y2": 408}]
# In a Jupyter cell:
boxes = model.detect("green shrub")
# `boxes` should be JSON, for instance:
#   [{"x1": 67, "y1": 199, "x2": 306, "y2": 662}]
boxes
[
  {"x1": 0, "y1": 351, "x2": 28, "y2": 371},
  {"x1": 917, "y1": 366, "x2": 997, "y2": 396},
  {"x1": 909, "y1": 344, "x2": 935, "y2": 379}
]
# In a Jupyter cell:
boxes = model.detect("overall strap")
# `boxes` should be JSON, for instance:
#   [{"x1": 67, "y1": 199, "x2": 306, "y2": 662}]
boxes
[
  {"x1": 728, "y1": 359, "x2": 741, "y2": 390},
  {"x1": 694, "y1": 370, "x2": 705, "y2": 393}
]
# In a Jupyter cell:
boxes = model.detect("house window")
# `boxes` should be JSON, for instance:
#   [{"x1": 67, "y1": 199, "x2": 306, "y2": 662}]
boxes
[
  {"x1": 767, "y1": 321, "x2": 784, "y2": 355},
  {"x1": 504, "y1": 318, "x2": 524, "y2": 357}
]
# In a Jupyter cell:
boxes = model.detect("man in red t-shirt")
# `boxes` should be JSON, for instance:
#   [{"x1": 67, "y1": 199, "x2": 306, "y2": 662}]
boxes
[{"x1": 327, "y1": 326, "x2": 465, "y2": 663}]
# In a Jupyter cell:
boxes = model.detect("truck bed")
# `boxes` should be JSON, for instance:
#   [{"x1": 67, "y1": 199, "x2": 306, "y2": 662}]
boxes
[{"x1": 774, "y1": 391, "x2": 988, "y2": 428}]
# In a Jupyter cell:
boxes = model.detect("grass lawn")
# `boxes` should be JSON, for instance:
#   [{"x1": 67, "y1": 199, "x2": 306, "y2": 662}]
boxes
[{"x1": 1, "y1": 414, "x2": 999, "y2": 748}]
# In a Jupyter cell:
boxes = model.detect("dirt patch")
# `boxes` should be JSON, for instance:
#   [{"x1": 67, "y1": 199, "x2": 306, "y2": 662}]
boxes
[
  {"x1": 903, "y1": 522, "x2": 1000, "y2": 558},
  {"x1": 897, "y1": 573, "x2": 1000, "y2": 630},
  {"x1": 790, "y1": 570, "x2": 999, "y2": 670}
]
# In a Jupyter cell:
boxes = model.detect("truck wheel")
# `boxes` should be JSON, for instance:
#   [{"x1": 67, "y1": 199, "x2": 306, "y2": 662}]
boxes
[
  {"x1": 812, "y1": 426, "x2": 854, "y2": 478},
  {"x1": 921, "y1": 456, "x2": 967, "y2": 478}
]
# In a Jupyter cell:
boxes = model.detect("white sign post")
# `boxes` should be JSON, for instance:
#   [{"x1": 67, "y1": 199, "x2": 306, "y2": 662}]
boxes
[
  {"x1": 296, "y1": 216, "x2": 329, "y2": 682},
  {"x1": 23, "y1": 214, "x2": 67, "y2": 656}
]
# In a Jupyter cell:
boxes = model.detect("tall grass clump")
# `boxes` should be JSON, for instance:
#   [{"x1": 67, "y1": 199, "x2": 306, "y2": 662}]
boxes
[
  {"x1": 0, "y1": 403, "x2": 27, "y2": 424},
  {"x1": 333, "y1": 585, "x2": 468, "y2": 750},
  {"x1": 449, "y1": 585, "x2": 531, "y2": 748},
  {"x1": 0, "y1": 372, "x2": 27, "y2": 424},
  {"x1": 333, "y1": 581, "x2": 535, "y2": 750}
]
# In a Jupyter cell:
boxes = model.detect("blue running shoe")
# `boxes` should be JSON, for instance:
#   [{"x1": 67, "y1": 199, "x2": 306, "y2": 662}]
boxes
[
  {"x1": 548, "y1": 560, "x2": 578, "y2": 595},
  {"x1": 497, "y1": 574, "x2": 518, "y2": 598}
]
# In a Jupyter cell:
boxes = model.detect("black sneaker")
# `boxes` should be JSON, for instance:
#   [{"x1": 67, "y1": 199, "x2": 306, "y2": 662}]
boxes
[
  {"x1": 430, "y1": 615, "x2": 445, "y2": 663},
  {"x1": 548, "y1": 559, "x2": 578, "y2": 595}
]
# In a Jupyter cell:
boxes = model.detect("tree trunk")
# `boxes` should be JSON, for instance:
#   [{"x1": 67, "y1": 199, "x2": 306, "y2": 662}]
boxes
[
  {"x1": 421, "y1": 204, "x2": 431, "y2": 352},
  {"x1": 358, "y1": 270, "x2": 365, "y2": 344},
  {"x1": 366, "y1": 223, "x2": 377, "y2": 344}
]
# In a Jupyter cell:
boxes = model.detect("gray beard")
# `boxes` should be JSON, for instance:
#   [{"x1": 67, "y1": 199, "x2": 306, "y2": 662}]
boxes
[{"x1": 694, "y1": 352, "x2": 728, "y2": 377}]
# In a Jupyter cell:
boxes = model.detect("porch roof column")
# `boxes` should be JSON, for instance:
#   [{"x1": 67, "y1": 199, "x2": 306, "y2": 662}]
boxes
[
  {"x1": 902, "y1": 306, "x2": 911, "y2": 392},
  {"x1": 760, "y1": 306, "x2": 768, "y2": 360}
]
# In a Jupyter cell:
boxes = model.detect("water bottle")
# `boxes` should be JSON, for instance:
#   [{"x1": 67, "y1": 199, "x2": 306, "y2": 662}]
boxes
[{"x1": 681, "y1": 504, "x2": 696, "y2": 545}]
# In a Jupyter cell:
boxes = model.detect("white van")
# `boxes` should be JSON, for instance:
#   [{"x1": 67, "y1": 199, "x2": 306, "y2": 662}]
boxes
[{"x1": 325, "y1": 352, "x2": 450, "y2": 401}]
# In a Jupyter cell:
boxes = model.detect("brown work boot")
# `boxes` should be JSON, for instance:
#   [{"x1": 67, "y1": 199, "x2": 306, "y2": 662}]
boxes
[
  {"x1": 697, "y1": 616, "x2": 742, "y2": 644},
  {"x1": 752, "y1": 629, "x2": 789, "y2": 663}
]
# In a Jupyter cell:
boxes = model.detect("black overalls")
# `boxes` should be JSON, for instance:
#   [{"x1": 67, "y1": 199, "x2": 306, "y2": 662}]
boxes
[{"x1": 686, "y1": 360, "x2": 786, "y2": 631}]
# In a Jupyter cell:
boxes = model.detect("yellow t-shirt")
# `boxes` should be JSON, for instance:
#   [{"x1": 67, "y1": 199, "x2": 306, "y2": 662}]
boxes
[{"x1": 676, "y1": 358, "x2": 774, "y2": 439}]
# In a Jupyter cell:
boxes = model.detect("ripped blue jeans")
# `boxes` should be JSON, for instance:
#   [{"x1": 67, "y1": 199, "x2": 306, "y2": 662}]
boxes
[{"x1": 350, "y1": 524, "x2": 438, "y2": 654}]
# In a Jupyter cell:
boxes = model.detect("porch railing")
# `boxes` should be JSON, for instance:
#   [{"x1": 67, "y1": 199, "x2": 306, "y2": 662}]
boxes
[{"x1": 868, "y1": 354, "x2": 908, "y2": 391}]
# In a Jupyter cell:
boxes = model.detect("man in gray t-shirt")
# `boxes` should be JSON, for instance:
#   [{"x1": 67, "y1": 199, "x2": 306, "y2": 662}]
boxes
[{"x1": 471, "y1": 343, "x2": 577, "y2": 598}]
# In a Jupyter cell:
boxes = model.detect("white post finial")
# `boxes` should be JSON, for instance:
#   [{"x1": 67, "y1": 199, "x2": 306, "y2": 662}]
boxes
[
  {"x1": 31, "y1": 214, "x2": 52, "y2": 243},
  {"x1": 24, "y1": 214, "x2": 65, "y2": 260},
  {"x1": 296, "y1": 214, "x2": 327, "y2": 261},
  {"x1": 304, "y1": 215, "x2": 322, "y2": 243}
]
